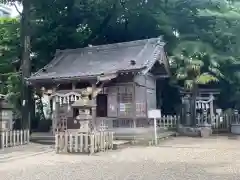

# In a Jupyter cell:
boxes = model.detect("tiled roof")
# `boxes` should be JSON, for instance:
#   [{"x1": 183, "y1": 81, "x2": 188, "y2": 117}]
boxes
[{"x1": 29, "y1": 37, "x2": 167, "y2": 82}]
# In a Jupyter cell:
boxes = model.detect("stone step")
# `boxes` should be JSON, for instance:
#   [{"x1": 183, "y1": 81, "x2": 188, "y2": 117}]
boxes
[
  {"x1": 30, "y1": 133, "x2": 55, "y2": 145},
  {"x1": 131, "y1": 131, "x2": 177, "y2": 146},
  {"x1": 113, "y1": 140, "x2": 131, "y2": 150}
]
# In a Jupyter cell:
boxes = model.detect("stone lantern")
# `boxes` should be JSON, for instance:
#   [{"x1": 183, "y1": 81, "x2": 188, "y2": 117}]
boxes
[
  {"x1": 0, "y1": 98, "x2": 13, "y2": 131},
  {"x1": 71, "y1": 99, "x2": 96, "y2": 133}
]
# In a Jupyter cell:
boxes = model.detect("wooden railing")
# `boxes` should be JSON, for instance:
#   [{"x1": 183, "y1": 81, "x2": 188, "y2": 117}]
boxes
[
  {"x1": 158, "y1": 114, "x2": 234, "y2": 131},
  {"x1": 107, "y1": 113, "x2": 239, "y2": 132},
  {"x1": 152, "y1": 114, "x2": 235, "y2": 131},
  {"x1": 113, "y1": 119, "x2": 133, "y2": 128},
  {"x1": 211, "y1": 114, "x2": 231, "y2": 131},
  {"x1": 112, "y1": 116, "x2": 179, "y2": 129},
  {"x1": 196, "y1": 113, "x2": 233, "y2": 131},
  {"x1": 55, "y1": 131, "x2": 114, "y2": 154},
  {"x1": 158, "y1": 115, "x2": 179, "y2": 128},
  {"x1": 0, "y1": 129, "x2": 30, "y2": 149}
]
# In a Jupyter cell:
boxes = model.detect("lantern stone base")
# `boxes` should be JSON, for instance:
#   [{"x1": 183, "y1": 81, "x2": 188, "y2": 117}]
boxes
[
  {"x1": 178, "y1": 124, "x2": 212, "y2": 138},
  {"x1": 78, "y1": 120, "x2": 91, "y2": 133}
]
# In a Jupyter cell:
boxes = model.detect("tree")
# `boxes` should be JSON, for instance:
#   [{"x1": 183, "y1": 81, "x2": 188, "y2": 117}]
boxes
[
  {"x1": 1, "y1": 0, "x2": 240, "y2": 125},
  {"x1": 0, "y1": 17, "x2": 21, "y2": 119},
  {"x1": 170, "y1": 41, "x2": 223, "y2": 125},
  {"x1": 1, "y1": 0, "x2": 32, "y2": 129},
  {"x1": 197, "y1": 0, "x2": 240, "y2": 110}
]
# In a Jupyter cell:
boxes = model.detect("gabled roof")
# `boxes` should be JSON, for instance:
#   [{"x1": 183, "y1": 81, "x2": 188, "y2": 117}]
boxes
[{"x1": 29, "y1": 37, "x2": 169, "y2": 83}]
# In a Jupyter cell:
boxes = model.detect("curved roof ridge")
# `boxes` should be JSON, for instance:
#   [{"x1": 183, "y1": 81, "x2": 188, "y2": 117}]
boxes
[
  {"x1": 57, "y1": 37, "x2": 163, "y2": 54},
  {"x1": 29, "y1": 37, "x2": 168, "y2": 82}
]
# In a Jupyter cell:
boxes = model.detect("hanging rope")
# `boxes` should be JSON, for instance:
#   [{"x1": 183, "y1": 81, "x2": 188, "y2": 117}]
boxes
[{"x1": 195, "y1": 96, "x2": 214, "y2": 110}]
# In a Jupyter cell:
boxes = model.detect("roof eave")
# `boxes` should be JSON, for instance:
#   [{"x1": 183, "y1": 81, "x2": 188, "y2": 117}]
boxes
[
  {"x1": 27, "y1": 67, "x2": 146, "y2": 85},
  {"x1": 27, "y1": 76, "x2": 97, "y2": 85}
]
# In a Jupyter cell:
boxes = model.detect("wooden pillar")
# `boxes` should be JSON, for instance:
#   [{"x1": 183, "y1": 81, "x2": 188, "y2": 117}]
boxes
[
  {"x1": 72, "y1": 82, "x2": 76, "y2": 91},
  {"x1": 91, "y1": 83, "x2": 97, "y2": 131},
  {"x1": 144, "y1": 75, "x2": 148, "y2": 119},
  {"x1": 209, "y1": 94, "x2": 214, "y2": 124},
  {"x1": 51, "y1": 87, "x2": 57, "y2": 134},
  {"x1": 132, "y1": 83, "x2": 136, "y2": 128}
]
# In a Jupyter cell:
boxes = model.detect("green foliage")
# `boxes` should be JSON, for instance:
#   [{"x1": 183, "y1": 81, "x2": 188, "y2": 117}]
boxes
[
  {"x1": 0, "y1": 17, "x2": 20, "y2": 70},
  {"x1": 2, "y1": 0, "x2": 240, "y2": 111},
  {"x1": 0, "y1": 17, "x2": 21, "y2": 118},
  {"x1": 170, "y1": 43, "x2": 221, "y2": 91},
  {"x1": 6, "y1": 74, "x2": 21, "y2": 116}
]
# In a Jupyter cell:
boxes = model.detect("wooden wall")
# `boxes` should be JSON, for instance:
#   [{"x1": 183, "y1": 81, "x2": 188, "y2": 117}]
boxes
[
  {"x1": 134, "y1": 73, "x2": 157, "y2": 117},
  {"x1": 106, "y1": 86, "x2": 118, "y2": 117},
  {"x1": 106, "y1": 73, "x2": 157, "y2": 119},
  {"x1": 106, "y1": 84, "x2": 134, "y2": 118},
  {"x1": 145, "y1": 74, "x2": 157, "y2": 111},
  {"x1": 135, "y1": 85, "x2": 146, "y2": 117},
  {"x1": 51, "y1": 73, "x2": 158, "y2": 127}
]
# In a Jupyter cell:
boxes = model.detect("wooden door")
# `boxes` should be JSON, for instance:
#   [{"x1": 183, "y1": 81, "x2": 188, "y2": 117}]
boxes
[
  {"x1": 107, "y1": 87, "x2": 118, "y2": 117},
  {"x1": 97, "y1": 94, "x2": 108, "y2": 117}
]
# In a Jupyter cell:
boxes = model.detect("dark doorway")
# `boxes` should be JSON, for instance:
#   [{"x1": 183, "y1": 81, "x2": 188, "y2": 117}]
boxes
[{"x1": 97, "y1": 94, "x2": 108, "y2": 117}]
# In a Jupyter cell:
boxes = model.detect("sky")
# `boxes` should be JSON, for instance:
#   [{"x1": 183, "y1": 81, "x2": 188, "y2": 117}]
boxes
[{"x1": 9, "y1": 3, "x2": 22, "y2": 17}]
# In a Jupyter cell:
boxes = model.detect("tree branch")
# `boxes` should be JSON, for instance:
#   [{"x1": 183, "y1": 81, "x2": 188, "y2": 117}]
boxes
[
  {"x1": 12, "y1": 2, "x2": 22, "y2": 16},
  {"x1": 83, "y1": 0, "x2": 118, "y2": 46}
]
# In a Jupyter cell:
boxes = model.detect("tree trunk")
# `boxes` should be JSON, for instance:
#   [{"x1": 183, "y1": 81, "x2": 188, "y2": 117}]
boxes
[
  {"x1": 185, "y1": 96, "x2": 191, "y2": 126},
  {"x1": 21, "y1": 0, "x2": 31, "y2": 130},
  {"x1": 190, "y1": 84, "x2": 198, "y2": 126}
]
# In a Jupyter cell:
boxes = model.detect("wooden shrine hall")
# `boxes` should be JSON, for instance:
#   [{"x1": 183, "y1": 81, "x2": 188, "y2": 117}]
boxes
[{"x1": 27, "y1": 37, "x2": 171, "y2": 138}]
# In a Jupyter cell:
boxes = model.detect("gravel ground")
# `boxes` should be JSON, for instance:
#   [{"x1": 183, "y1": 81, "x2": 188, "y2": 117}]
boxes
[
  {"x1": 0, "y1": 143, "x2": 53, "y2": 162},
  {"x1": 1, "y1": 135, "x2": 240, "y2": 180}
]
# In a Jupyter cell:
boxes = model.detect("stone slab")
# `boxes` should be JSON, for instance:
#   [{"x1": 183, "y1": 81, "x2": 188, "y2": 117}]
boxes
[
  {"x1": 178, "y1": 125, "x2": 212, "y2": 138},
  {"x1": 113, "y1": 140, "x2": 130, "y2": 150}
]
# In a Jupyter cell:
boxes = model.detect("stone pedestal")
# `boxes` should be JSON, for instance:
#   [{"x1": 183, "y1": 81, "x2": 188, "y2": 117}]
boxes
[
  {"x1": 198, "y1": 123, "x2": 212, "y2": 138},
  {"x1": 178, "y1": 123, "x2": 212, "y2": 138},
  {"x1": 178, "y1": 125, "x2": 200, "y2": 137},
  {"x1": 231, "y1": 124, "x2": 240, "y2": 135},
  {"x1": 78, "y1": 120, "x2": 90, "y2": 133},
  {"x1": 72, "y1": 99, "x2": 96, "y2": 132}
]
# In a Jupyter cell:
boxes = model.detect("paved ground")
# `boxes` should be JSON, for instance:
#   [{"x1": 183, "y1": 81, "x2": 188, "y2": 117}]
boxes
[{"x1": 1, "y1": 135, "x2": 240, "y2": 180}]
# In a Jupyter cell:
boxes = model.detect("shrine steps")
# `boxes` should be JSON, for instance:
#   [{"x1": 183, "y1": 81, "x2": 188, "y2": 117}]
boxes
[
  {"x1": 112, "y1": 140, "x2": 131, "y2": 150},
  {"x1": 30, "y1": 130, "x2": 177, "y2": 148},
  {"x1": 113, "y1": 129, "x2": 177, "y2": 145},
  {"x1": 30, "y1": 132, "x2": 55, "y2": 145}
]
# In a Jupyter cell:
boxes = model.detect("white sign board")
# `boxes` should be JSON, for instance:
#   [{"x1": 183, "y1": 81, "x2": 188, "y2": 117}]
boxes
[
  {"x1": 119, "y1": 103, "x2": 126, "y2": 112},
  {"x1": 148, "y1": 109, "x2": 161, "y2": 118}
]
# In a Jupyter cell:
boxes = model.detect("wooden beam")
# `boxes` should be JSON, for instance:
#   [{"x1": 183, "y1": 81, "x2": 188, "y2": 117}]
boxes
[{"x1": 154, "y1": 75, "x2": 169, "y2": 79}]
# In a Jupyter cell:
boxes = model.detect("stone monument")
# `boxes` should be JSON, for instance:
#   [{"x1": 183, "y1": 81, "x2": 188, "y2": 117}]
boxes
[{"x1": 71, "y1": 89, "x2": 96, "y2": 132}]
